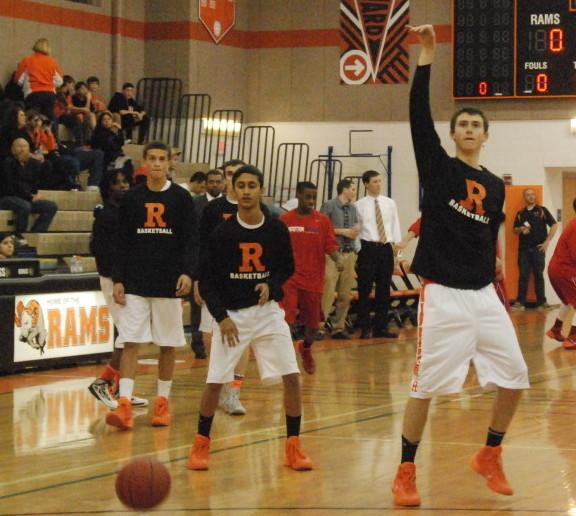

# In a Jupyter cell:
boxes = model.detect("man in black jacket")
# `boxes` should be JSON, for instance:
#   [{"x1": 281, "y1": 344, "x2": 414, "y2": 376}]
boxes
[{"x1": 0, "y1": 138, "x2": 57, "y2": 245}]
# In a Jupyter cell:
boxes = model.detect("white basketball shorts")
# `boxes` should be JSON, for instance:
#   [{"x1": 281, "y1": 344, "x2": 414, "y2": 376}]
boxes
[
  {"x1": 199, "y1": 302, "x2": 215, "y2": 333},
  {"x1": 410, "y1": 283, "x2": 529, "y2": 398},
  {"x1": 206, "y1": 301, "x2": 300, "y2": 385},
  {"x1": 116, "y1": 294, "x2": 186, "y2": 348}
]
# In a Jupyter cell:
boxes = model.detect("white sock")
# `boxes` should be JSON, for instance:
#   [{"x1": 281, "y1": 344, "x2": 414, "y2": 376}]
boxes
[
  {"x1": 157, "y1": 379, "x2": 172, "y2": 398},
  {"x1": 119, "y1": 378, "x2": 135, "y2": 399},
  {"x1": 558, "y1": 304, "x2": 571, "y2": 321}
]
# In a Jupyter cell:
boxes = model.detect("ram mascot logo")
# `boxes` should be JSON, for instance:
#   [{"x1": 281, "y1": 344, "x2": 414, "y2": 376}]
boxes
[{"x1": 15, "y1": 300, "x2": 47, "y2": 355}]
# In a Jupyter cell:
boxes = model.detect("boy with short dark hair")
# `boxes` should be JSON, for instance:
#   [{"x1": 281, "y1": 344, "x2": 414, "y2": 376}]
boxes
[
  {"x1": 187, "y1": 165, "x2": 312, "y2": 471},
  {"x1": 194, "y1": 159, "x2": 251, "y2": 415},
  {"x1": 181, "y1": 171, "x2": 206, "y2": 196},
  {"x1": 392, "y1": 25, "x2": 529, "y2": 507},
  {"x1": 86, "y1": 76, "x2": 106, "y2": 113},
  {"x1": 88, "y1": 168, "x2": 148, "y2": 410},
  {"x1": 108, "y1": 83, "x2": 150, "y2": 144},
  {"x1": 280, "y1": 181, "x2": 341, "y2": 374},
  {"x1": 319, "y1": 178, "x2": 360, "y2": 339},
  {"x1": 105, "y1": 141, "x2": 198, "y2": 431}
]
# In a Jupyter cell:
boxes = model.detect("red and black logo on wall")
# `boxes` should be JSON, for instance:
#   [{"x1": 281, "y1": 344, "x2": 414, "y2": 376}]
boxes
[{"x1": 340, "y1": 0, "x2": 410, "y2": 85}]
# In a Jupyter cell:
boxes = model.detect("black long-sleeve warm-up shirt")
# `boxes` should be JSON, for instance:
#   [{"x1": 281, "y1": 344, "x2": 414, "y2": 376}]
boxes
[
  {"x1": 90, "y1": 202, "x2": 118, "y2": 278},
  {"x1": 410, "y1": 65, "x2": 504, "y2": 289},
  {"x1": 199, "y1": 214, "x2": 294, "y2": 323},
  {"x1": 112, "y1": 182, "x2": 198, "y2": 297}
]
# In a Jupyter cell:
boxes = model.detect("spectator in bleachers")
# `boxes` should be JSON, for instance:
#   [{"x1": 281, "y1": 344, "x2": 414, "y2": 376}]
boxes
[
  {"x1": 180, "y1": 171, "x2": 207, "y2": 197},
  {"x1": 26, "y1": 110, "x2": 79, "y2": 190},
  {"x1": 0, "y1": 105, "x2": 34, "y2": 159},
  {"x1": 108, "y1": 82, "x2": 150, "y2": 144},
  {"x1": 55, "y1": 75, "x2": 85, "y2": 145},
  {"x1": 0, "y1": 137, "x2": 58, "y2": 245},
  {"x1": 91, "y1": 111, "x2": 125, "y2": 172},
  {"x1": 69, "y1": 145, "x2": 104, "y2": 191},
  {"x1": 53, "y1": 82, "x2": 105, "y2": 191},
  {"x1": 0, "y1": 98, "x2": 15, "y2": 127},
  {"x1": 86, "y1": 76, "x2": 106, "y2": 113},
  {"x1": 4, "y1": 72, "x2": 24, "y2": 103},
  {"x1": 72, "y1": 81, "x2": 96, "y2": 137},
  {"x1": 0, "y1": 232, "x2": 15, "y2": 259},
  {"x1": 15, "y1": 38, "x2": 63, "y2": 124}
]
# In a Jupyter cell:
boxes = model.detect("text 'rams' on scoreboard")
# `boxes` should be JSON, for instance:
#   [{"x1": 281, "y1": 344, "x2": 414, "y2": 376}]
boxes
[{"x1": 453, "y1": 0, "x2": 576, "y2": 99}]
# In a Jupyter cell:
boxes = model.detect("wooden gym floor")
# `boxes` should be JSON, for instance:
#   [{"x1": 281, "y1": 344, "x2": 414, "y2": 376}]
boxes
[{"x1": 1, "y1": 309, "x2": 575, "y2": 515}]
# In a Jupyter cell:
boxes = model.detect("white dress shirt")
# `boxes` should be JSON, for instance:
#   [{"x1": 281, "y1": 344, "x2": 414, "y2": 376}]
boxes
[
  {"x1": 355, "y1": 194, "x2": 402, "y2": 244},
  {"x1": 206, "y1": 192, "x2": 221, "y2": 202}
]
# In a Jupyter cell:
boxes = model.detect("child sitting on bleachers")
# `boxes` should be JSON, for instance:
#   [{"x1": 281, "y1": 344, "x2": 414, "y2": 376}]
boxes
[{"x1": 0, "y1": 232, "x2": 15, "y2": 259}]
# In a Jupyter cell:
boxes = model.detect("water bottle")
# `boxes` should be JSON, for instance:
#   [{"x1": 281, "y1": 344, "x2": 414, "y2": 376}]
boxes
[{"x1": 70, "y1": 255, "x2": 83, "y2": 273}]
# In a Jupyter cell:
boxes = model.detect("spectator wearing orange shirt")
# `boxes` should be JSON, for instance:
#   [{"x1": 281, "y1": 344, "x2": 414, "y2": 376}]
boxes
[
  {"x1": 72, "y1": 81, "x2": 97, "y2": 134},
  {"x1": 25, "y1": 110, "x2": 78, "y2": 190},
  {"x1": 15, "y1": 39, "x2": 63, "y2": 124},
  {"x1": 55, "y1": 75, "x2": 85, "y2": 145},
  {"x1": 86, "y1": 76, "x2": 107, "y2": 113}
]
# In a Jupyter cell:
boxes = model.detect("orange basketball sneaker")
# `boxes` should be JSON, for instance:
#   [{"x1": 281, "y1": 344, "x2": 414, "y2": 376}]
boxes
[
  {"x1": 546, "y1": 327, "x2": 565, "y2": 342},
  {"x1": 562, "y1": 335, "x2": 576, "y2": 350},
  {"x1": 151, "y1": 396, "x2": 171, "y2": 427},
  {"x1": 392, "y1": 462, "x2": 421, "y2": 507},
  {"x1": 187, "y1": 435, "x2": 211, "y2": 470},
  {"x1": 284, "y1": 436, "x2": 313, "y2": 470},
  {"x1": 106, "y1": 396, "x2": 133, "y2": 430},
  {"x1": 470, "y1": 445, "x2": 513, "y2": 495}
]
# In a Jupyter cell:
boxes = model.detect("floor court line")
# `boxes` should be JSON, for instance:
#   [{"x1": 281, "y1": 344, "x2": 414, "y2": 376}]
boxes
[
  {"x1": 1, "y1": 360, "x2": 572, "y2": 493},
  {"x1": 2, "y1": 508, "x2": 571, "y2": 515},
  {"x1": 1, "y1": 361, "x2": 571, "y2": 502},
  {"x1": 304, "y1": 433, "x2": 576, "y2": 452},
  {"x1": 0, "y1": 369, "x2": 515, "y2": 492},
  {"x1": 1, "y1": 337, "x2": 572, "y2": 503},
  {"x1": 1, "y1": 508, "x2": 571, "y2": 515}
]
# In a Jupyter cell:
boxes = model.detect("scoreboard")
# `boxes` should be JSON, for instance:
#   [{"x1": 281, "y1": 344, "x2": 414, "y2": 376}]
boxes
[{"x1": 453, "y1": 0, "x2": 576, "y2": 99}]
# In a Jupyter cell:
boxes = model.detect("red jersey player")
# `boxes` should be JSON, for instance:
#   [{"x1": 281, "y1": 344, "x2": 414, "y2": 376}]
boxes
[
  {"x1": 280, "y1": 181, "x2": 341, "y2": 374},
  {"x1": 546, "y1": 198, "x2": 576, "y2": 349}
]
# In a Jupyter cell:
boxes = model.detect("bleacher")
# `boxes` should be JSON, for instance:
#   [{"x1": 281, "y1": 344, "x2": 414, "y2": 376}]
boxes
[
  {"x1": 1, "y1": 77, "x2": 402, "y2": 333},
  {"x1": 0, "y1": 143, "x2": 209, "y2": 325},
  {"x1": 0, "y1": 188, "x2": 100, "y2": 270}
]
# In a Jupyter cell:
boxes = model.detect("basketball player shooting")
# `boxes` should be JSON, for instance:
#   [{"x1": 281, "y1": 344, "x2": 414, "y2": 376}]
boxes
[{"x1": 391, "y1": 24, "x2": 530, "y2": 507}]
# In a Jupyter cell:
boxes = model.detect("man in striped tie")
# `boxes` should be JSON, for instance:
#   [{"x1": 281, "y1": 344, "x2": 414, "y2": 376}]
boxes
[{"x1": 354, "y1": 170, "x2": 402, "y2": 339}]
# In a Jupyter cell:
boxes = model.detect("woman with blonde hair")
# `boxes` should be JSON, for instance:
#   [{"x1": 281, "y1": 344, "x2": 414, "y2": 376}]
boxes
[{"x1": 15, "y1": 38, "x2": 64, "y2": 125}]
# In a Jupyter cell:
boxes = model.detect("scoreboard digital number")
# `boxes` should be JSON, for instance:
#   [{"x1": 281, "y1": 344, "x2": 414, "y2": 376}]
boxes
[{"x1": 454, "y1": 0, "x2": 576, "y2": 99}]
